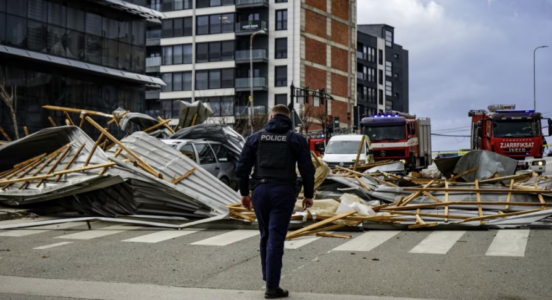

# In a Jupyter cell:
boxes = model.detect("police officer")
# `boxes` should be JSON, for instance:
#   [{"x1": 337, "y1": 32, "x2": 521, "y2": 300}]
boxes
[{"x1": 236, "y1": 104, "x2": 315, "y2": 299}]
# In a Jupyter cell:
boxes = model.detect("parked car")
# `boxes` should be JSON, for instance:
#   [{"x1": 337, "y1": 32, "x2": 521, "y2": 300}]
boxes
[{"x1": 161, "y1": 139, "x2": 238, "y2": 190}]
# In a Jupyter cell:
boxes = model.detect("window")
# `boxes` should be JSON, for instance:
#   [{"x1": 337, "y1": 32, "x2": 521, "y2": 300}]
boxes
[
  {"x1": 276, "y1": 10, "x2": 287, "y2": 31},
  {"x1": 209, "y1": 69, "x2": 221, "y2": 89},
  {"x1": 195, "y1": 144, "x2": 217, "y2": 164},
  {"x1": 275, "y1": 0, "x2": 287, "y2": 2},
  {"x1": 379, "y1": 89, "x2": 383, "y2": 105},
  {"x1": 196, "y1": 69, "x2": 233, "y2": 89},
  {"x1": 221, "y1": 41, "x2": 234, "y2": 60},
  {"x1": 275, "y1": 66, "x2": 287, "y2": 87},
  {"x1": 162, "y1": 46, "x2": 173, "y2": 65},
  {"x1": 378, "y1": 70, "x2": 383, "y2": 85},
  {"x1": 197, "y1": 14, "x2": 234, "y2": 35},
  {"x1": 183, "y1": 72, "x2": 192, "y2": 90},
  {"x1": 173, "y1": 72, "x2": 183, "y2": 91},
  {"x1": 162, "y1": 0, "x2": 193, "y2": 11},
  {"x1": 210, "y1": 144, "x2": 229, "y2": 162},
  {"x1": 196, "y1": 43, "x2": 208, "y2": 63},
  {"x1": 162, "y1": 19, "x2": 173, "y2": 38},
  {"x1": 368, "y1": 87, "x2": 376, "y2": 103},
  {"x1": 161, "y1": 72, "x2": 192, "y2": 91},
  {"x1": 221, "y1": 96, "x2": 233, "y2": 116},
  {"x1": 163, "y1": 17, "x2": 192, "y2": 38},
  {"x1": 221, "y1": 69, "x2": 234, "y2": 88},
  {"x1": 173, "y1": 45, "x2": 183, "y2": 64},
  {"x1": 162, "y1": 73, "x2": 173, "y2": 92},
  {"x1": 275, "y1": 94, "x2": 287, "y2": 106},
  {"x1": 196, "y1": 70, "x2": 208, "y2": 90},
  {"x1": 385, "y1": 61, "x2": 392, "y2": 77},
  {"x1": 197, "y1": 16, "x2": 208, "y2": 35},
  {"x1": 180, "y1": 144, "x2": 196, "y2": 161},
  {"x1": 378, "y1": 49, "x2": 383, "y2": 65},
  {"x1": 385, "y1": 29, "x2": 393, "y2": 47},
  {"x1": 368, "y1": 47, "x2": 376, "y2": 62},
  {"x1": 210, "y1": 14, "x2": 221, "y2": 34},
  {"x1": 275, "y1": 38, "x2": 287, "y2": 59},
  {"x1": 394, "y1": 53, "x2": 399, "y2": 59},
  {"x1": 7, "y1": 0, "x2": 27, "y2": 17},
  {"x1": 197, "y1": 0, "x2": 233, "y2": 8},
  {"x1": 367, "y1": 67, "x2": 375, "y2": 82},
  {"x1": 385, "y1": 81, "x2": 392, "y2": 96},
  {"x1": 183, "y1": 17, "x2": 193, "y2": 36},
  {"x1": 394, "y1": 73, "x2": 399, "y2": 78},
  {"x1": 196, "y1": 41, "x2": 234, "y2": 62},
  {"x1": 209, "y1": 42, "x2": 221, "y2": 61},
  {"x1": 183, "y1": 44, "x2": 192, "y2": 63}
]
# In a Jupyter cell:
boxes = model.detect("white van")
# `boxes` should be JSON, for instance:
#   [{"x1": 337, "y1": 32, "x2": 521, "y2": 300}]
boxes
[{"x1": 322, "y1": 135, "x2": 374, "y2": 169}]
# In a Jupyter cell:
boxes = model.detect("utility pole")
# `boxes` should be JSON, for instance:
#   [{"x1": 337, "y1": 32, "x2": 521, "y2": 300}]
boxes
[{"x1": 249, "y1": 30, "x2": 266, "y2": 133}]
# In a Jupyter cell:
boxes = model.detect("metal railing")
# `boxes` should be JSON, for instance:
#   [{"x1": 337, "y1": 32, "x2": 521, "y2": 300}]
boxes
[
  {"x1": 235, "y1": 77, "x2": 267, "y2": 89},
  {"x1": 236, "y1": 0, "x2": 268, "y2": 6},
  {"x1": 235, "y1": 49, "x2": 268, "y2": 61},
  {"x1": 235, "y1": 20, "x2": 268, "y2": 33},
  {"x1": 146, "y1": 29, "x2": 161, "y2": 39},
  {"x1": 234, "y1": 105, "x2": 267, "y2": 116},
  {"x1": 146, "y1": 56, "x2": 162, "y2": 67}
]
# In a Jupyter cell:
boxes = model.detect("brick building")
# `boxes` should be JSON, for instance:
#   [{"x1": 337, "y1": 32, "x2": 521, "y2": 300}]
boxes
[{"x1": 143, "y1": 0, "x2": 357, "y2": 131}]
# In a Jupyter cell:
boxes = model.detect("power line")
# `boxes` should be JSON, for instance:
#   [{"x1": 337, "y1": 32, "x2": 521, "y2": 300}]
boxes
[{"x1": 431, "y1": 133, "x2": 471, "y2": 137}]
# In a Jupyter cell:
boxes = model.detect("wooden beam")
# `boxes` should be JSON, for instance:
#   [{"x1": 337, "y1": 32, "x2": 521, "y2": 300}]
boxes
[
  {"x1": 48, "y1": 116, "x2": 57, "y2": 127},
  {"x1": 190, "y1": 114, "x2": 198, "y2": 127},
  {"x1": 63, "y1": 112, "x2": 74, "y2": 126},
  {"x1": 172, "y1": 168, "x2": 197, "y2": 184},
  {"x1": 225, "y1": 203, "x2": 242, "y2": 208},
  {"x1": 408, "y1": 223, "x2": 439, "y2": 229},
  {"x1": 0, "y1": 162, "x2": 116, "y2": 185},
  {"x1": 113, "y1": 148, "x2": 123, "y2": 158},
  {"x1": 79, "y1": 114, "x2": 87, "y2": 128},
  {"x1": 111, "y1": 112, "x2": 120, "y2": 127},
  {"x1": 36, "y1": 144, "x2": 74, "y2": 188},
  {"x1": 13, "y1": 153, "x2": 47, "y2": 169},
  {"x1": 335, "y1": 166, "x2": 364, "y2": 177},
  {"x1": 402, "y1": 187, "x2": 552, "y2": 194},
  {"x1": 449, "y1": 167, "x2": 478, "y2": 182},
  {"x1": 42, "y1": 105, "x2": 113, "y2": 118},
  {"x1": 445, "y1": 181, "x2": 449, "y2": 222},
  {"x1": 157, "y1": 116, "x2": 176, "y2": 134},
  {"x1": 315, "y1": 233, "x2": 352, "y2": 239},
  {"x1": 2, "y1": 158, "x2": 44, "y2": 190},
  {"x1": 354, "y1": 176, "x2": 371, "y2": 191},
  {"x1": 286, "y1": 224, "x2": 347, "y2": 240},
  {"x1": 23, "y1": 126, "x2": 29, "y2": 136},
  {"x1": 505, "y1": 180, "x2": 514, "y2": 212},
  {"x1": 229, "y1": 210, "x2": 256, "y2": 222},
  {"x1": 98, "y1": 166, "x2": 109, "y2": 176},
  {"x1": 84, "y1": 133, "x2": 105, "y2": 167},
  {"x1": 55, "y1": 143, "x2": 86, "y2": 182},
  {"x1": 353, "y1": 135, "x2": 366, "y2": 171},
  {"x1": 108, "y1": 110, "x2": 130, "y2": 125},
  {"x1": 0, "y1": 125, "x2": 12, "y2": 141},
  {"x1": 86, "y1": 117, "x2": 162, "y2": 179},
  {"x1": 423, "y1": 191, "x2": 442, "y2": 203},
  {"x1": 16, "y1": 144, "x2": 72, "y2": 189},
  {"x1": 143, "y1": 119, "x2": 171, "y2": 133},
  {"x1": 381, "y1": 201, "x2": 552, "y2": 211},
  {"x1": 391, "y1": 211, "x2": 468, "y2": 220},
  {"x1": 460, "y1": 209, "x2": 542, "y2": 223},
  {"x1": 286, "y1": 211, "x2": 356, "y2": 239},
  {"x1": 400, "y1": 180, "x2": 435, "y2": 207}
]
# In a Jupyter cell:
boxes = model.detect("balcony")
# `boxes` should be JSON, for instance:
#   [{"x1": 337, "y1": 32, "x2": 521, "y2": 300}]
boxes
[
  {"x1": 235, "y1": 49, "x2": 268, "y2": 64},
  {"x1": 146, "y1": 56, "x2": 161, "y2": 73},
  {"x1": 234, "y1": 105, "x2": 267, "y2": 117},
  {"x1": 146, "y1": 29, "x2": 161, "y2": 46},
  {"x1": 146, "y1": 89, "x2": 160, "y2": 100},
  {"x1": 235, "y1": 0, "x2": 269, "y2": 8},
  {"x1": 357, "y1": 72, "x2": 365, "y2": 80},
  {"x1": 235, "y1": 77, "x2": 268, "y2": 91},
  {"x1": 235, "y1": 20, "x2": 268, "y2": 36}
]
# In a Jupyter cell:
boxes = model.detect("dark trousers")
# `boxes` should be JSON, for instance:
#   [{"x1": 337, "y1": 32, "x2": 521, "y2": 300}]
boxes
[{"x1": 252, "y1": 183, "x2": 296, "y2": 288}]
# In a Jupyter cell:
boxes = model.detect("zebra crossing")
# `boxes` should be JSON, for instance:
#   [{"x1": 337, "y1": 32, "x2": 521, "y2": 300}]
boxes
[{"x1": 0, "y1": 218, "x2": 535, "y2": 257}]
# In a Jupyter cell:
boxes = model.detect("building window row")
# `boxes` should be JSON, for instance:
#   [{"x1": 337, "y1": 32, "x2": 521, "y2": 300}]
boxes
[
  {"x1": 0, "y1": 0, "x2": 146, "y2": 73},
  {"x1": 196, "y1": 0, "x2": 234, "y2": 9},
  {"x1": 162, "y1": 44, "x2": 193, "y2": 65},
  {"x1": 385, "y1": 61, "x2": 392, "y2": 77},
  {"x1": 197, "y1": 96, "x2": 234, "y2": 116},
  {"x1": 275, "y1": 38, "x2": 287, "y2": 59},
  {"x1": 275, "y1": 94, "x2": 287, "y2": 106},
  {"x1": 385, "y1": 81, "x2": 392, "y2": 96},
  {"x1": 357, "y1": 45, "x2": 376, "y2": 63},
  {"x1": 196, "y1": 41, "x2": 234, "y2": 63},
  {"x1": 196, "y1": 68, "x2": 234, "y2": 90},
  {"x1": 150, "y1": 0, "x2": 232, "y2": 12},
  {"x1": 162, "y1": 17, "x2": 193, "y2": 38},
  {"x1": 196, "y1": 13, "x2": 234, "y2": 35},
  {"x1": 276, "y1": 9, "x2": 287, "y2": 31},
  {"x1": 162, "y1": 71, "x2": 193, "y2": 92},
  {"x1": 385, "y1": 29, "x2": 393, "y2": 47}
]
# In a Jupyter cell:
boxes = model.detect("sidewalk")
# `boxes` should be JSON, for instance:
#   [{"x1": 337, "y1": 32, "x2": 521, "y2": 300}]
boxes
[{"x1": 0, "y1": 275, "x2": 438, "y2": 300}]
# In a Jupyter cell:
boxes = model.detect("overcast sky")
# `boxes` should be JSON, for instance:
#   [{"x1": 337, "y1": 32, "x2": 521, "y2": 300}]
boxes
[{"x1": 357, "y1": 0, "x2": 552, "y2": 151}]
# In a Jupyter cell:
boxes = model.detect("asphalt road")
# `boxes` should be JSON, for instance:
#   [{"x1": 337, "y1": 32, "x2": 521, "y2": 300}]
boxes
[{"x1": 0, "y1": 218, "x2": 551, "y2": 300}]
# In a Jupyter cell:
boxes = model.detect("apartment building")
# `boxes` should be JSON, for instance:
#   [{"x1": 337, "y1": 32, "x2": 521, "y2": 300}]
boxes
[
  {"x1": 144, "y1": 0, "x2": 357, "y2": 128},
  {"x1": 356, "y1": 24, "x2": 409, "y2": 122},
  {"x1": 0, "y1": 0, "x2": 163, "y2": 137}
]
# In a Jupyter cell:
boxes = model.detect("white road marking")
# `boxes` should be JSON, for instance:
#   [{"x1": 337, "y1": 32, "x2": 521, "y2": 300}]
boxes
[
  {"x1": 34, "y1": 242, "x2": 74, "y2": 250},
  {"x1": 409, "y1": 231, "x2": 466, "y2": 254},
  {"x1": 55, "y1": 225, "x2": 142, "y2": 240},
  {"x1": 0, "y1": 222, "x2": 89, "y2": 237},
  {"x1": 191, "y1": 230, "x2": 259, "y2": 246},
  {"x1": 285, "y1": 235, "x2": 322, "y2": 249},
  {"x1": 0, "y1": 217, "x2": 52, "y2": 226},
  {"x1": 332, "y1": 231, "x2": 401, "y2": 252},
  {"x1": 486, "y1": 229, "x2": 530, "y2": 257},
  {"x1": 122, "y1": 230, "x2": 202, "y2": 243}
]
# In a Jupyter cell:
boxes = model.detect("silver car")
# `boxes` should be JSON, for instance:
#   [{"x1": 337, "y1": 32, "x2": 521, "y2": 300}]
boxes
[{"x1": 161, "y1": 139, "x2": 238, "y2": 190}]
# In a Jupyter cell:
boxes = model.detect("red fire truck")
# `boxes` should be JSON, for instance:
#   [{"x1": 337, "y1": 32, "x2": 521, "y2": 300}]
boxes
[
  {"x1": 469, "y1": 105, "x2": 551, "y2": 173},
  {"x1": 361, "y1": 111, "x2": 432, "y2": 171}
]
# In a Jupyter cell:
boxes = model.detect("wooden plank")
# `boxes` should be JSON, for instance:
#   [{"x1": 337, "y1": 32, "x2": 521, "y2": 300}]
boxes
[
  {"x1": 286, "y1": 211, "x2": 356, "y2": 239},
  {"x1": 354, "y1": 176, "x2": 371, "y2": 191},
  {"x1": 335, "y1": 166, "x2": 364, "y2": 177},
  {"x1": 17, "y1": 144, "x2": 71, "y2": 188},
  {"x1": 0, "y1": 125, "x2": 12, "y2": 141},
  {"x1": 505, "y1": 180, "x2": 514, "y2": 212},
  {"x1": 391, "y1": 211, "x2": 468, "y2": 220},
  {"x1": 395, "y1": 196, "x2": 405, "y2": 206},
  {"x1": 315, "y1": 233, "x2": 352, "y2": 239},
  {"x1": 86, "y1": 117, "x2": 162, "y2": 179},
  {"x1": 190, "y1": 114, "x2": 198, "y2": 127},
  {"x1": 48, "y1": 116, "x2": 57, "y2": 127},
  {"x1": 23, "y1": 126, "x2": 29, "y2": 136},
  {"x1": 353, "y1": 135, "x2": 366, "y2": 171},
  {"x1": 157, "y1": 116, "x2": 176, "y2": 134},
  {"x1": 42, "y1": 105, "x2": 113, "y2": 118},
  {"x1": 98, "y1": 166, "x2": 109, "y2": 176},
  {"x1": 401, "y1": 180, "x2": 435, "y2": 207},
  {"x1": 423, "y1": 191, "x2": 442, "y2": 203},
  {"x1": 0, "y1": 162, "x2": 116, "y2": 185},
  {"x1": 108, "y1": 111, "x2": 130, "y2": 125},
  {"x1": 536, "y1": 183, "x2": 546, "y2": 210},
  {"x1": 381, "y1": 201, "x2": 552, "y2": 211},
  {"x1": 402, "y1": 187, "x2": 552, "y2": 194},
  {"x1": 287, "y1": 224, "x2": 347, "y2": 240},
  {"x1": 113, "y1": 148, "x2": 123, "y2": 158},
  {"x1": 172, "y1": 168, "x2": 197, "y2": 184},
  {"x1": 449, "y1": 167, "x2": 479, "y2": 182},
  {"x1": 225, "y1": 203, "x2": 242, "y2": 208},
  {"x1": 444, "y1": 181, "x2": 449, "y2": 222},
  {"x1": 229, "y1": 210, "x2": 256, "y2": 222},
  {"x1": 143, "y1": 119, "x2": 171, "y2": 133},
  {"x1": 63, "y1": 111, "x2": 74, "y2": 125},
  {"x1": 475, "y1": 180, "x2": 484, "y2": 225},
  {"x1": 84, "y1": 133, "x2": 105, "y2": 167},
  {"x1": 460, "y1": 209, "x2": 541, "y2": 223},
  {"x1": 111, "y1": 112, "x2": 120, "y2": 127},
  {"x1": 36, "y1": 144, "x2": 74, "y2": 188},
  {"x1": 408, "y1": 223, "x2": 439, "y2": 229},
  {"x1": 14, "y1": 153, "x2": 47, "y2": 169},
  {"x1": 55, "y1": 143, "x2": 86, "y2": 182},
  {"x1": 2, "y1": 158, "x2": 45, "y2": 190},
  {"x1": 79, "y1": 114, "x2": 87, "y2": 128},
  {"x1": 415, "y1": 214, "x2": 426, "y2": 225}
]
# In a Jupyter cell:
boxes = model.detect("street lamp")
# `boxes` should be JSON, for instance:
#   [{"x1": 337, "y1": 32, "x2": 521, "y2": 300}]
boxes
[
  {"x1": 249, "y1": 29, "x2": 266, "y2": 132},
  {"x1": 534, "y1": 45, "x2": 548, "y2": 110}
]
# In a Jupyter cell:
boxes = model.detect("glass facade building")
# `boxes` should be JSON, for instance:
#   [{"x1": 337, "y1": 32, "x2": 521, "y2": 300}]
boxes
[{"x1": 0, "y1": 0, "x2": 162, "y2": 139}]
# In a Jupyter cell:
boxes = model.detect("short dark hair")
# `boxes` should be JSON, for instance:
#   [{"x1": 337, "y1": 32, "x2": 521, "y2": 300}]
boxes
[{"x1": 272, "y1": 104, "x2": 290, "y2": 117}]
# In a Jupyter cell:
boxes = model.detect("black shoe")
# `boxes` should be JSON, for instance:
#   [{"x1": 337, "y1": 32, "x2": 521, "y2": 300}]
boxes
[{"x1": 265, "y1": 287, "x2": 289, "y2": 299}]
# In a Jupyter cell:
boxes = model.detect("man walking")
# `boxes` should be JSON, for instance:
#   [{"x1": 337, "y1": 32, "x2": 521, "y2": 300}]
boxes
[{"x1": 236, "y1": 104, "x2": 315, "y2": 299}]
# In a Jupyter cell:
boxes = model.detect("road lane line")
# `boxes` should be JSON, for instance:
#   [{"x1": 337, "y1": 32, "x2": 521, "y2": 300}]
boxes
[
  {"x1": 486, "y1": 229, "x2": 530, "y2": 257},
  {"x1": 409, "y1": 231, "x2": 466, "y2": 254},
  {"x1": 285, "y1": 235, "x2": 322, "y2": 249},
  {"x1": 0, "y1": 222, "x2": 89, "y2": 237},
  {"x1": 122, "y1": 229, "x2": 203, "y2": 243},
  {"x1": 191, "y1": 230, "x2": 259, "y2": 246},
  {"x1": 331, "y1": 231, "x2": 401, "y2": 252},
  {"x1": 54, "y1": 225, "x2": 142, "y2": 240},
  {"x1": 34, "y1": 242, "x2": 74, "y2": 250}
]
